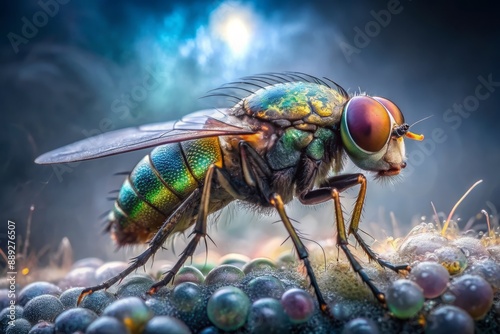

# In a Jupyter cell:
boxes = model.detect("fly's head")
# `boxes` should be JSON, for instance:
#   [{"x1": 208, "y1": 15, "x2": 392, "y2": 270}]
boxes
[{"x1": 340, "y1": 96, "x2": 424, "y2": 177}]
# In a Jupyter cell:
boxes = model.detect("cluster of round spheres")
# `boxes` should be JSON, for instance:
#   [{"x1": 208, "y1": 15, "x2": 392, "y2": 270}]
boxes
[
  {"x1": 0, "y1": 222, "x2": 498, "y2": 333},
  {"x1": 389, "y1": 222, "x2": 499, "y2": 333},
  {"x1": 385, "y1": 262, "x2": 493, "y2": 334},
  {"x1": 1, "y1": 256, "x2": 319, "y2": 334}
]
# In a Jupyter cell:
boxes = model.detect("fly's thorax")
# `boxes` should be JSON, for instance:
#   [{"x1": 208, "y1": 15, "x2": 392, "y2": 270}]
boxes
[
  {"x1": 265, "y1": 126, "x2": 338, "y2": 171},
  {"x1": 227, "y1": 81, "x2": 347, "y2": 172},
  {"x1": 218, "y1": 125, "x2": 339, "y2": 206},
  {"x1": 234, "y1": 82, "x2": 347, "y2": 128},
  {"x1": 220, "y1": 115, "x2": 340, "y2": 173},
  {"x1": 218, "y1": 115, "x2": 275, "y2": 174}
]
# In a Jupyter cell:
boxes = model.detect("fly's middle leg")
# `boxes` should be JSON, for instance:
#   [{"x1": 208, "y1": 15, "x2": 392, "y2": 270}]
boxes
[
  {"x1": 300, "y1": 173, "x2": 410, "y2": 304},
  {"x1": 269, "y1": 193, "x2": 330, "y2": 314},
  {"x1": 238, "y1": 143, "x2": 331, "y2": 314}
]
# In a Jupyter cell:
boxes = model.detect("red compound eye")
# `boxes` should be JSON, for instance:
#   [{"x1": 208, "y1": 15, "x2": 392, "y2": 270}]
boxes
[
  {"x1": 373, "y1": 96, "x2": 405, "y2": 125},
  {"x1": 344, "y1": 96, "x2": 391, "y2": 153}
]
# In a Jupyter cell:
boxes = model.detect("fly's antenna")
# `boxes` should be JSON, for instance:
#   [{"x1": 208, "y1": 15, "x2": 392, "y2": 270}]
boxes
[
  {"x1": 392, "y1": 122, "x2": 425, "y2": 141},
  {"x1": 401, "y1": 115, "x2": 433, "y2": 141},
  {"x1": 409, "y1": 115, "x2": 434, "y2": 128}
]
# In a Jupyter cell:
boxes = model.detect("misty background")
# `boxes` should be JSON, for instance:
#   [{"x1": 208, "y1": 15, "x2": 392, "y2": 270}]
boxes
[{"x1": 1, "y1": 0, "x2": 499, "y2": 265}]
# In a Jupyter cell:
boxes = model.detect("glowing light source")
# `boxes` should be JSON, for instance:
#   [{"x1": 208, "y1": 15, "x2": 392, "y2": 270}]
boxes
[
  {"x1": 211, "y1": 2, "x2": 254, "y2": 58},
  {"x1": 220, "y1": 16, "x2": 251, "y2": 56}
]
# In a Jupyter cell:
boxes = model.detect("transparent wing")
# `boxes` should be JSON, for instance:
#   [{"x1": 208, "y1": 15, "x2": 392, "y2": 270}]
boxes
[{"x1": 35, "y1": 109, "x2": 253, "y2": 164}]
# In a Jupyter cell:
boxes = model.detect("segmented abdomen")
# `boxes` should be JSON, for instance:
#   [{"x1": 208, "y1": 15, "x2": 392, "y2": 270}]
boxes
[{"x1": 108, "y1": 137, "x2": 223, "y2": 245}]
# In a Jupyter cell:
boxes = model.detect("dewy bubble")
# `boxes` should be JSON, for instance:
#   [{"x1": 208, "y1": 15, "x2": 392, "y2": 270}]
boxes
[
  {"x1": 409, "y1": 262, "x2": 449, "y2": 299},
  {"x1": 385, "y1": 279, "x2": 424, "y2": 319},
  {"x1": 447, "y1": 274, "x2": 494, "y2": 320}
]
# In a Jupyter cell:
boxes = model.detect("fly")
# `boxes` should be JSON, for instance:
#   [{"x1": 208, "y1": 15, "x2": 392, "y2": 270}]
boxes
[{"x1": 35, "y1": 72, "x2": 424, "y2": 315}]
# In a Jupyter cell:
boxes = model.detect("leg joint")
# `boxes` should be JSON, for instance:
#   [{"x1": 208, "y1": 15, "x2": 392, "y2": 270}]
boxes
[{"x1": 269, "y1": 193, "x2": 283, "y2": 207}]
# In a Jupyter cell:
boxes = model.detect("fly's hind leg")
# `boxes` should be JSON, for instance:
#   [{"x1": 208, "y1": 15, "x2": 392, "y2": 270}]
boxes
[
  {"x1": 150, "y1": 143, "x2": 269, "y2": 292},
  {"x1": 300, "y1": 173, "x2": 409, "y2": 304},
  {"x1": 77, "y1": 189, "x2": 202, "y2": 305},
  {"x1": 148, "y1": 165, "x2": 215, "y2": 293},
  {"x1": 149, "y1": 164, "x2": 243, "y2": 293}
]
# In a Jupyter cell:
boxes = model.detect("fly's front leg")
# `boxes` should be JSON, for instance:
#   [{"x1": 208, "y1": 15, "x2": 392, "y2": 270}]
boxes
[
  {"x1": 269, "y1": 193, "x2": 329, "y2": 314},
  {"x1": 77, "y1": 190, "x2": 201, "y2": 305},
  {"x1": 300, "y1": 173, "x2": 409, "y2": 304},
  {"x1": 346, "y1": 175, "x2": 409, "y2": 273},
  {"x1": 304, "y1": 174, "x2": 409, "y2": 272}
]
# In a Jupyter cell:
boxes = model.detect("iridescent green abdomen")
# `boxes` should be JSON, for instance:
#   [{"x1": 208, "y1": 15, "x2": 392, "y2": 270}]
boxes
[{"x1": 108, "y1": 137, "x2": 222, "y2": 245}]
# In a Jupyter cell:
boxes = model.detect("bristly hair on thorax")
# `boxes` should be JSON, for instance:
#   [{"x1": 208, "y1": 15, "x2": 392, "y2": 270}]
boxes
[{"x1": 200, "y1": 72, "x2": 350, "y2": 108}]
